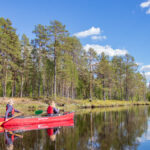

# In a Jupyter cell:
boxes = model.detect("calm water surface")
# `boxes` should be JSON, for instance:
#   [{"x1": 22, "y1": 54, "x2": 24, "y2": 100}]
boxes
[{"x1": 0, "y1": 106, "x2": 150, "y2": 150}]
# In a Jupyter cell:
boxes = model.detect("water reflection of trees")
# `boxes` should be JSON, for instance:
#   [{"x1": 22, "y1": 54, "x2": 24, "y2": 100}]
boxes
[
  {"x1": 55, "y1": 107, "x2": 148, "y2": 150},
  {"x1": 75, "y1": 106, "x2": 148, "y2": 150},
  {"x1": 0, "y1": 107, "x2": 148, "y2": 150}
]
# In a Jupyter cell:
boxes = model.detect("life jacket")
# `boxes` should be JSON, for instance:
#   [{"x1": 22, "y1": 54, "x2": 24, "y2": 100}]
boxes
[
  {"x1": 5, "y1": 133, "x2": 14, "y2": 144},
  {"x1": 6, "y1": 104, "x2": 15, "y2": 117},
  {"x1": 47, "y1": 106, "x2": 53, "y2": 114},
  {"x1": 47, "y1": 129, "x2": 53, "y2": 136},
  {"x1": 11, "y1": 135, "x2": 14, "y2": 142}
]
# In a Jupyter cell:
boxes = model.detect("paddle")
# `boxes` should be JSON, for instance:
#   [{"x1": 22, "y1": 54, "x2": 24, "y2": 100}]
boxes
[
  {"x1": 0, "y1": 113, "x2": 23, "y2": 126},
  {"x1": 35, "y1": 109, "x2": 66, "y2": 116},
  {"x1": 35, "y1": 110, "x2": 44, "y2": 115},
  {"x1": 5, "y1": 129, "x2": 23, "y2": 138},
  {"x1": 0, "y1": 126, "x2": 4, "y2": 132},
  {"x1": 0, "y1": 125, "x2": 23, "y2": 138},
  {"x1": 35, "y1": 109, "x2": 60, "y2": 115}
]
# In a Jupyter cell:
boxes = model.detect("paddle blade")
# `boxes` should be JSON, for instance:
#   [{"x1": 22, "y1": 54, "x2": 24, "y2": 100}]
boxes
[
  {"x1": 8, "y1": 130, "x2": 23, "y2": 138},
  {"x1": 35, "y1": 110, "x2": 43, "y2": 115},
  {"x1": 0, "y1": 127, "x2": 4, "y2": 133},
  {"x1": 0, "y1": 121, "x2": 4, "y2": 126}
]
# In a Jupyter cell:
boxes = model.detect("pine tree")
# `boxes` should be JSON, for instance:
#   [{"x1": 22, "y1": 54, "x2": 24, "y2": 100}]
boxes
[
  {"x1": 32, "y1": 24, "x2": 49, "y2": 97},
  {"x1": 87, "y1": 48, "x2": 98, "y2": 101},
  {"x1": 20, "y1": 34, "x2": 33, "y2": 97},
  {"x1": 97, "y1": 52, "x2": 112, "y2": 100},
  {"x1": 0, "y1": 17, "x2": 21, "y2": 97},
  {"x1": 47, "y1": 20, "x2": 68, "y2": 100},
  {"x1": 123, "y1": 54, "x2": 137, "y2": 100}
]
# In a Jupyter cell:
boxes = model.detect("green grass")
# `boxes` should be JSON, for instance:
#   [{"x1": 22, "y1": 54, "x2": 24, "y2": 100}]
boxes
[
  {"x1": 0, "y1": 97, "x2": 150, "y2": 115},
  {"x1": 0, "y1": 97, "x2": 48, "y2": 116}
]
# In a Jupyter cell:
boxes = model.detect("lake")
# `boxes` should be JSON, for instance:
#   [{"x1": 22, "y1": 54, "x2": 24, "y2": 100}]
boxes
[{"x1": 0, "y1": 106, "x2": 150, "y2": 150}]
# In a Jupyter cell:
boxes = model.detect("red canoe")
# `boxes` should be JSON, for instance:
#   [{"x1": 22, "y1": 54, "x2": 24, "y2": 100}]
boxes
[
  {"x1": 0, "y1": 112, "x2": 74, "y2": 126},
  {"x1": 0, "y1": 119, "x2": 74, "y2": 133}
]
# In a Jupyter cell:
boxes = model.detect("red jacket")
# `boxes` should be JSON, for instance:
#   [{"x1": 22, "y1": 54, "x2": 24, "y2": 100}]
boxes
[
  {"x1": 47, "y1": 129, "x2": 53, "y2": 136},
  {"x1": 47, "y1": 106, "x2": 53, "y2": 114}
]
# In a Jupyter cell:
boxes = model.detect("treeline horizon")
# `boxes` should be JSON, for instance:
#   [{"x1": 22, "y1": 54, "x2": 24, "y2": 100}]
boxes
[{"x1": 0, "y1": 17, "x2": 148, "y2": 101}]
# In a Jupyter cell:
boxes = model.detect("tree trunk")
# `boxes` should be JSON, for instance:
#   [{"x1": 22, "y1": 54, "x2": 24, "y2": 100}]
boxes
[
  {"x1": 54, "y1": 47, "x2": 56, "y2": 100},
  {"x1": 13, "y1": 72, "x2": 16, "y2": 97},
  {"x1": 67, "y1": 86, "x2": 69, "y2": 99},
  {"x1": 62, "y1": 81, "x2": 64, "y2": 97},
  {"x1": 109, "y1": 88, "x2": 111, "y2": 100},
  {"x1": 32, "y1": 84, "x2": 34, "y2": 97},
  {"x1": 20, "y1": 74, "x2": 24, "y2": 97},
  {"x1": 11, "y1": 72, "x2": 16, "y2": 97},
  {"x1": 2, "y1": 67, "x2": 7, "y2": 97},
  {"x1": 89, "y1": 61, "x2": 93, "y2": 101},
  {"x1": 12, "y1": 82, "x2": 14, "y2": 97},
  {"x1": 125, "y1": 80, "x2": 128, "y2": 100},
  {"x1": 90, "y1": 71, "x2": 92, "y2": 101},
  {"x1": 43, "y1": 80, "x2": 45, "y2": 97},
  {"x1": 2, "y1": 79, "x2": 6, "y2": 97},
  {"x1": 38, "y1": 76, "x2": 41, "y2": 97},
  {"x1": 14, "y1": 79, "x2": 16, "y2": 97},
  {"x1": 102, "y1": 75, "x2": 106, "y2": 101},
  {"x1": 71, "y1": 83, "x2": 74, "y2": 99}
]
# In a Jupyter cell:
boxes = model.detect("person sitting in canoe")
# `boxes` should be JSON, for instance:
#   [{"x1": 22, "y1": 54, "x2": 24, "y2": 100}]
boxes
[
  {"x1": 5, "y1": 99, "x2": 21, "y2": 121},
  {"x1": 47, "y1": 101, "x2": 59, "y2": 116}
]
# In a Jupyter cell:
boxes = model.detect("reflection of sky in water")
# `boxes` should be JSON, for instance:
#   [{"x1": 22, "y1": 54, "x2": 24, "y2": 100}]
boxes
[
  {"x1": 87, "y1": 130, "x2": 100, "y2": 150},
  {"x1": 137, "y1": 119, "x2": 150, "y2": 150}
]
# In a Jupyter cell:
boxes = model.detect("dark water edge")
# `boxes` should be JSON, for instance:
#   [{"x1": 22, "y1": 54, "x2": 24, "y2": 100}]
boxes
[{"x1": 1, "y1": 106, "x2": 150, "y2": 150}]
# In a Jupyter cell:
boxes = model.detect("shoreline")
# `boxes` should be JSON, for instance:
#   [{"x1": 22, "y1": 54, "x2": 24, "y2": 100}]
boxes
[{"x1": 0, "y1": 97, "x2": 150, "y2": 115}]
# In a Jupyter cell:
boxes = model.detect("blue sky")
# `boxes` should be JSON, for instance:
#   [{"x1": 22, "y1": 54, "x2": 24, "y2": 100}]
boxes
[{"x1": 0, "y1": 0, "x2": 150, "y2": 81}]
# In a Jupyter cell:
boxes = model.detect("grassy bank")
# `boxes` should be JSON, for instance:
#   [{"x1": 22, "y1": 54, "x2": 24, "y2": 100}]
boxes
[
  {"x1": 0, "y1": 97, "x2": 150, "y2": 115},
  {"x1": 0, "y1": 98, "x2": 47, "y2": 116}
]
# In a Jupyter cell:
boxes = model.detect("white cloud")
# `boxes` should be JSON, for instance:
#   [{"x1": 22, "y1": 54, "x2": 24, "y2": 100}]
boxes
[
  {"x1": 141, "y1": 72, "x2": 150, "y2": 81},
  {"x1": 144, "y1": 72, "x2": 150, "y2": 79},
  {"x1": 136, "y1": 62, "x2": 143, "y2": 66},
  {"x1": 91, "y1": 35, "x2": 107, "y2": 41},
  {"x1": 74, "y1": 27, "x2": 100, "y2": 38},
  {"x1": 136, "y1": 121, "x2": 150, "y2": 142},
  {"x1": 140, "y1": 65, "x2": 150, "y2": 71},
  {"x1": 139, "y1": 65, "x2": 150, "y2": 81},
  {"x1": 140, "y1": 0, "x2": 150, "y2": 8},
  {"x1": 84, "y1": 44, "x2": 128, "y2": 57},
  {"x1": 140, "y1": 0, "x2": 150, "y2": 14}
]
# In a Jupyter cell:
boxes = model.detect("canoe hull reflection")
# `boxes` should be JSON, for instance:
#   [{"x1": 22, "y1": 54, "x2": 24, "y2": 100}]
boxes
[
  {"x1": 0, "y1": 112, "x2": 74, "y2": 126},
  {"x1": 0, "y1": 119, "x2": 74, "y2": 133}
]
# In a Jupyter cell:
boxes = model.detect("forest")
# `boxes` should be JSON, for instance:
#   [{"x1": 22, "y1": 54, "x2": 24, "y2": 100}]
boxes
[{"x1": 0, "y1": 17, "x2": 148, "y2": 101}]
